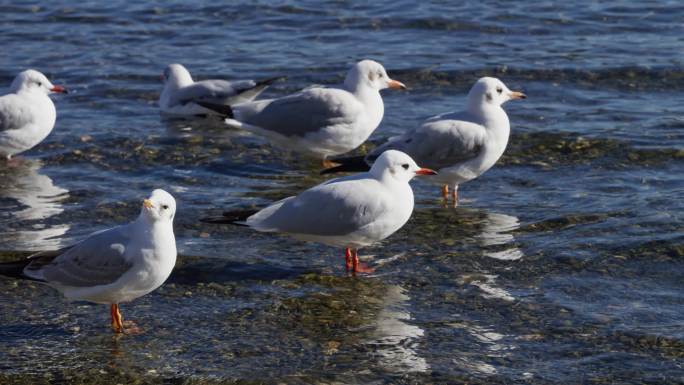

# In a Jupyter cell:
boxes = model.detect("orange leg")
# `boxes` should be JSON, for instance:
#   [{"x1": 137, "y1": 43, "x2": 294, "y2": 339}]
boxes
[
  {"x1": 110, "y1": 304, "x2": 123, "y2": 333},
  {"x1": 345, "y1": 248, "x2": 352, "y2": 271},
  {"x1": 441, "y1": 185, "x2": 449, "y2": 201},
  {"x1": 351, "y1": 249, "x2": 375, "y2": 275},
  {"x1": 110, "y1": 303, "x2": 142, "y2": 334}
]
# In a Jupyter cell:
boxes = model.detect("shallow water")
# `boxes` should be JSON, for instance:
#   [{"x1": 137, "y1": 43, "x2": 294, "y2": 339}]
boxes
[{"x1": 1, "y1": 1, "x2": 683, "y2": 384}]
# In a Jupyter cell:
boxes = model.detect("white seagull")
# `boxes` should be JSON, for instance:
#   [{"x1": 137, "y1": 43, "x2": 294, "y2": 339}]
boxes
[
  {"x1": 0, "y1": 189, "x2": 177, "y2": 334},
  {"x1": 323, "y1": 77, "x2": 526, "y2": 206},
  {"x1": 0, "y1": 69, "x2": 68, "y2": 160},
  {"x1": 159, "y1": 63, "x2": 281, "y2": 117},
  {"x1": 197, "y1": 60, "x2": 406, "y2": 165},
  {"x1": 204, "y1": 150, "x2": 435, "y2": 274}
]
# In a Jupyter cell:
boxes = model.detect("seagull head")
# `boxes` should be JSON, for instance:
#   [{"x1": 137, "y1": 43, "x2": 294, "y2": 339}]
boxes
[
  {"x1": 163, "y1": 64, "x2": 194, "y2": 87},
  {"x1": 141, "y1": 189, "x2": 177, "y2": 223},
  {"x1": 345, "y1": 60, "x2": 406, "y2": 92},
  {"x1": 11, "y1": 69, "x2": 67, "y2": 95},
  {"x1": 468, "y1": 77, "x2": 526, "y2": 109},
  {"x1": 370, "y1": 150, "x2": 437, "y2": 183}
]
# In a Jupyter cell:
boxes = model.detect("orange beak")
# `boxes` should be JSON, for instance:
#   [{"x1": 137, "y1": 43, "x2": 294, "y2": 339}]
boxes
[
  {"x1": 50, "y1": 85, "x2": 68, "y2": 94},
  {"x1": 143, "y1": 199, "x2": 154, "y2": 209},
  {"x1": 509, "y1": 91, "x2": 526, "y2": 100},
  {"x1": 415, "y1": 168, "x2": 437, "y2": 175},
  {"x1": 387, "y1": 79, "x2": 407, "y2": 90}
]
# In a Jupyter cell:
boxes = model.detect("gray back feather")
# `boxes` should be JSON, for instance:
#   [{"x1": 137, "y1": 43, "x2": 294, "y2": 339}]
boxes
[
  {"x1": 26, "y1": 225, "x2": 134, "y2": 287},
  {"x1": 242, "y1": 88, "x2": 360, "y2": 138},
  {"x1": 172, "y1": 79, "x2": 258, "y2": 107},
  {"x1": 370, "y1": 113, "x2": 487, "y2": 170},
  {"x1": 253, "y1": 174, "x2": 388, "y2": 236}
]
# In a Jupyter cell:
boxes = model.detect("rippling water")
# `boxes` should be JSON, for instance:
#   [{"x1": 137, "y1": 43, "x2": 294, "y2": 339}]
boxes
[{"x1": 1, "y1": 1, "x2": 683, "y2": 384}]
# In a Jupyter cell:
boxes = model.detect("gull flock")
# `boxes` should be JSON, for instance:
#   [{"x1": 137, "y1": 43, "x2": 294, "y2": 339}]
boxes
[{"x1": 0, "y1": 61, "x2": 525, "y2": 333}]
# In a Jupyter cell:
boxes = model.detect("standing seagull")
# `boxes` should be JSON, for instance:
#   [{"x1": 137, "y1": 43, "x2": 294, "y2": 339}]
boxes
[
  {"x1": 0, "y1": 70, "x2": 68, "y2": 160},
  {"x1": 203, "y1": 151, "x2": 436, "y2": 274},
  {"x1": 159, "y1": 63, "x2": 282, "y2": 116},
  {"x1": 322, "y1": 77, "x2": 526, "y2": 206},
  {"x1": 0, "y1": 189, "x2": 177, "y2": 334},
  {"x1": 197, "y1": 60, "x2": 406, "y2": 166}
]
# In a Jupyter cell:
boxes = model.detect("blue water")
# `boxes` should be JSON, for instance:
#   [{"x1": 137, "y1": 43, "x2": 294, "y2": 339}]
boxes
[{"x1": 0, "y1": 1, "x2": 683, "y2": 384}]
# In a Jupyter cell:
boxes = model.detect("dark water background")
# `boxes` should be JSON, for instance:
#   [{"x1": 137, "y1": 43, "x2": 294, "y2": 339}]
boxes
[{"x1": 1, "y1": 1, "x2": 683, "y2": 383}]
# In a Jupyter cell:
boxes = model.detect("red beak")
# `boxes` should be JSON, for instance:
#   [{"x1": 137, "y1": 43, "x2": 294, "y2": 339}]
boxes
[
  {"x1": 50, "y1": 85, "x2": 68, "y2": 94},
  {"x1": 415, "y1": 168, "x2": 437, "y2": 175},
  {"x1": 387, "y1": 79, "x2": 407, "y2": 90}
]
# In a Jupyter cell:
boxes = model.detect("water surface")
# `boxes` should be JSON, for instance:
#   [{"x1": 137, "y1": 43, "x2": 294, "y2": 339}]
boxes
[{"x1": 0, "y1": 1, "x2": 683, "y2": 384}]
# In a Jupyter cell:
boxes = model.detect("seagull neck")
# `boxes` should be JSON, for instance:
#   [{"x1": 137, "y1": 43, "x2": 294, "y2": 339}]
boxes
[
  {"x1": 135, "y1": 214, "x2": 174, "y2": 239},
  {"x1": 168, "y1": 79, "x2": 192, "y2": 90}
]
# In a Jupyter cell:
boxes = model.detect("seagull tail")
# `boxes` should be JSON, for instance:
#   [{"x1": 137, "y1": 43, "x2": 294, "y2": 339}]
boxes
[
  {"x1": 254, "y1": 76, "x2": 286, "y2": 88},
  {"x1": 0, "y1": 258, "x2": 33, "y2": 281},
  {"x1": 200, "y1": 209, "x2": 260, "y2": 225},
  {"x1": 234, "y1": 76, "x2": 287, "y2": 102},
  {"x1": 0, "y1": 248, "x2": 66, "y2": 281},
  {"x1": 320, "y1": 155, "x2": 371, "y2": 175},
  {"x1": 196, "y1": 101, "x2": 234, "y2": 118}
]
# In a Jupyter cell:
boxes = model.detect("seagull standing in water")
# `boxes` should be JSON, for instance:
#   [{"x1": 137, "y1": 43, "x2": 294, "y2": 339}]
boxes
[
  {"x1": 323, "y1": 77, "x2": 526, "y2": 206},
  {"x1": 0, "y1": 189, "x2": 177, "y2": 334},
  {"x1": 197, "y1": 60, "x2": 406, "y2": 166},
  {"x1": 0, "y1": 69, "x2": 68, "y2": 160},
  {"x1": 204, "y1": 151, "x2": 436, "y2": 274},
  {"x1": 159, "y1": 63, "x2": 281, "y2": 117}
]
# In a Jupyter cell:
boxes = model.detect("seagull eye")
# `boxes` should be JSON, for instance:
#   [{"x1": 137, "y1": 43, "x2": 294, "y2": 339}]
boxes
[
  {"x1": 401, "y1": 163, "x2": 409, "y2": 170},
  {"x1": 496, "y1": 87, "x2": 503, "y2": 94},
  {"x1": 161, "y1": 204, "x2": 169, "y2": 210},
  {"x1": 37, "y1": 82, "x2": 42, "y2": 87}
]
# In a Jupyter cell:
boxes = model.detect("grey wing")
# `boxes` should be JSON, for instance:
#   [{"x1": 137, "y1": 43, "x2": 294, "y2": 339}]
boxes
[
  {"x1": 26, "y1": 225, "x2": 134, "y2": 287},
  {"x1": 173, "y1": 80, "x2": 252, "y2": 106},
  {"x1": 370, "y1": 119, "x2": 487, "y2": 170},
  {"x1": 0, "y1": 94, "x2": 33, "y2": 131},
  {"x1": 250, "y1": 175, "x2": 387, "y2": 236},
  {"x1": 242, "y1": 88, "x2": 360, "y2": 137}
]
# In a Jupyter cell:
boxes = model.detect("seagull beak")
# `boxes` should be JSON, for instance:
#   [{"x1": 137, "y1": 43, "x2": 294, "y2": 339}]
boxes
[
  {"x1": 387, "y1": 79, "x2": 407, "y2": 90},
  {"x1": 509, "y1": 91, "x2": 526, "y2": 100},
  {"x1": 50, "y1": 85, "x2": 68, "y2": 94},
  {"x1": 143, "y1": 199, "x2": 154, "y2": 209},
  {"x1": 415, "y1": 168, "x2": 438, "y2": 175}
]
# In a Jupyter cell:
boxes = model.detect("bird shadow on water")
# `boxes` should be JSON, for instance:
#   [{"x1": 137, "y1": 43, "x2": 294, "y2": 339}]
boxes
[
  {"x1": 0, "y1": 323, "x2": 71, "y2": 342},
  {"x1": 169, "y1": 255, "x2": 316, "y2": 285}
]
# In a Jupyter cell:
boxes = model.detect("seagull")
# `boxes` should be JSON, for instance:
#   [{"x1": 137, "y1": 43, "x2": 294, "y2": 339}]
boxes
[
  {"x1": 159, "y1": 63, "x2": 282, "y2": 117},
  {"x1": 197, "y1": 60, "x2": 406, "y2": 166},
  {"x1": 322, "y1": 77, "x2": 526, "y2": 206},
  {"x1": 203, "y1": 150, "x2": 436, "y2": 274},
  {"x1": 0, "y1": 69, "x2": 68, "y2": 160},
  {"x1": 0, "y1": 189, "x2": 177, "y2": 334}
]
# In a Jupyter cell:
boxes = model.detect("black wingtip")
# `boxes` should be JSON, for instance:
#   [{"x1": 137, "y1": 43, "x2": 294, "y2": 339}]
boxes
[
  {"x1": 255, "y1": 76, "x2": 286, "y2": 87},
  {"x1": 200, "y1": 209, "x2": 259, "y2": 225},
  {"x1": 196, "y1": 101, "x2": 234, "y2": 118},
  {"x1": 320, "y1": 156, "x2": 371, "y2": 175}
]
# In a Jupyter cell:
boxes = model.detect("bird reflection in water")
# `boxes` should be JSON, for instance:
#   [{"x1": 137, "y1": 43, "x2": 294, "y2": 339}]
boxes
[
  {"x1": 477, "y1": 211, "x2": 523, "y2": 261},
  {"x1": 365, "y1": 285, "x2": 429, "y2": 373},
  {"x1": 0, "y1": 159, "x2": 69, "y2": 250}
]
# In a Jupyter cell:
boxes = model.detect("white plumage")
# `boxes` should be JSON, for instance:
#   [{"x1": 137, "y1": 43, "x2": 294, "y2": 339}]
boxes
[
  {"x1": 0, "y1": 69, "x2": 67, "y2": 159},
  {"x1": 244, "y1": 150, "x2": 436, "y2": 273}
]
